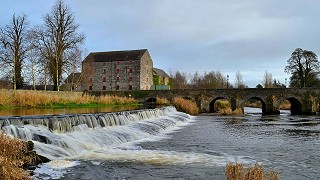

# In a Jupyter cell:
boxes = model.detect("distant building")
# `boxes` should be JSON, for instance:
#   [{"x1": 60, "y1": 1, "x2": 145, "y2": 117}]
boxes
[
  {"x1": 81, "y1": 49, "x2": 154, "y2": 91},
  {"x1": 63, "y1": 72, "x2": 82, "y2": 91},
  {"x1": 151, "y1": 68, "x2": 172, "y2": 90}
]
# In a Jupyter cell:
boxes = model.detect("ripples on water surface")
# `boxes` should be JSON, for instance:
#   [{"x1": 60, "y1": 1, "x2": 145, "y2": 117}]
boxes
[{"x1": 1, "y1": 107, "x2": 319, "y2": 179}]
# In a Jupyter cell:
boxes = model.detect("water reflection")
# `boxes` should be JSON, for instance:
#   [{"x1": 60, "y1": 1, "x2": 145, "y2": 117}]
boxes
[{"x1": 0, "y1": 105, "x2": 142, "y2": 117}]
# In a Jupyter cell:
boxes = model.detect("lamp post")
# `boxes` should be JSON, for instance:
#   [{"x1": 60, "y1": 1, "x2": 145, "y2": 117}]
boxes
[
  {"x1": 285, "y1": 78, "x2": 287, "y2": 88},
  {"x1": 227, "y1": 75, "x2": 229, "y2": 89}
]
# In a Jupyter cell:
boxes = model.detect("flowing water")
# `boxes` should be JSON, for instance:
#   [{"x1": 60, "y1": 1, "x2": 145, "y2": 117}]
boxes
[{"x1": 1, "y1": 107, "x2": 320, "y2": 180}]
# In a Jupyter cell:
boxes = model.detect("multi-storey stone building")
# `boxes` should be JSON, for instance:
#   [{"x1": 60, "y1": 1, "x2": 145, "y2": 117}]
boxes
[{"x1": 81, "y1": 49, "x2": 154, "y2": 91}]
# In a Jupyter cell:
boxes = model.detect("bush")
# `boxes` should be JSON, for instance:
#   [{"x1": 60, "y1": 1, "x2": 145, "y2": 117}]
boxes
[{"x1": 172, "y1": 97, "x2": 199, "y2": 115}]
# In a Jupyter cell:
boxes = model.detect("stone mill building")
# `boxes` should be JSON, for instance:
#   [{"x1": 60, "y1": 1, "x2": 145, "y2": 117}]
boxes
[{"x1": 81, "y1": 49, "x2": 154, "y2": 91}]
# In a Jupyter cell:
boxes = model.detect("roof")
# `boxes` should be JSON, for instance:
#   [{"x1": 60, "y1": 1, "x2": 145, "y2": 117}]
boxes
[
  {"x1": 83, "y1": 49, "x2": 148, "y2": 63},
  {"x1": 153, "y1": 68, "x2": 170, "y2": 78},
  {"x1": 64, "y1": 72, "x2": 81, "y2": 83}
]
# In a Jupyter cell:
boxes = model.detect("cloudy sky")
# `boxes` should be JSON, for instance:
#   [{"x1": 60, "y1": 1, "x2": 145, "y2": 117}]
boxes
[{"x1": 1, "y1": 0, "x2": 320, "y2": 87}]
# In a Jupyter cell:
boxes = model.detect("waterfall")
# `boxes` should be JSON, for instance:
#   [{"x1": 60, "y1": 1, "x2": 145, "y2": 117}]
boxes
[{"x1": 0, "y1": 106, "x2": 193, "y2": 160}]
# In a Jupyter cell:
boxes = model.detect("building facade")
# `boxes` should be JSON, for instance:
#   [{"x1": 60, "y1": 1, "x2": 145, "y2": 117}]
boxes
[
  {"x1": 63, "y1": 72, "x2": 82, "y2": 91},
  {"x1": 81, "y1": 49, "x2": 154, "y2": 91},
  {"x1": 151, "y1": 68, "x2": 172, "y2": 90}
]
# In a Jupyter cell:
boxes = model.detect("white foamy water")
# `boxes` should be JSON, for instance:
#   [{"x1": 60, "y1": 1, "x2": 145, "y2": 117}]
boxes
[
  {"x1": 32, "y1": 160, "x2": 80, "y2": 180},
  {"x1": 1, "y1": 106, "x2": 253, "y2": 179}
]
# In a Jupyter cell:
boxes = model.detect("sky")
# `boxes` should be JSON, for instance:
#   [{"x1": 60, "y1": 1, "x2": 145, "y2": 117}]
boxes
[{"x1": 1, "y1": 0, "x2": 320, "y2": 87}]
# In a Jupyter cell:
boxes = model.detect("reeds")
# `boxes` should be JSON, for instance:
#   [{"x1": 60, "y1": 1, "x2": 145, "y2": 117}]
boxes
[
  {"x1": 225, "y1": 162, "x2": 279, "y2": 180},
  {"x1": 172, "y1": 97, "x2": 199, "y2": 115},
  {"x1": 155, "y1": 97, "x2": 170, "y2": 105},
  {"x1": 0, "y1": 133, "x2": 32, "y2": 180},
  {"x1": 0, "y1": 89, "x2": 138, "y2": 108},
  {"x1": 215, "y1": 100, "x2": 231, "y2": 111},
  {"x1": 279, "y1": 100, "x2": 291, "y2": 110}
]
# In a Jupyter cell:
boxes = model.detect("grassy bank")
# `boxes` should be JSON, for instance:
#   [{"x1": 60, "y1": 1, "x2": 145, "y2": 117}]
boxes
[
  {"x1": 226, "y1": 162, "x2": 279, "y2": 180},
  {"x1": 0, "y1": 89, "x2": 138, "y2": 109}
]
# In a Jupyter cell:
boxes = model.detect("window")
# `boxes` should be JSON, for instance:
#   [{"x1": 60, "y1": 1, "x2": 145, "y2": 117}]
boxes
[
  {"x1": 89, "y1": 78, "x2": 93, "y2": 83},
  {"x1": 129, "y1": 85, "x2": 132, "y2": 90},
  {"x1": 116, "y1": 85, "x2": 120, "y2": 90},
  {"x1": 147, "y1": 78, "x2": 149, "y2": 82},
  {"x1": 103, "y1": 69, "x2": 106, "y2": 74},
  {"x1": 117, "y1": 68, "x2": 120, "y2": 73},
  {"x1": 103, "y1": 77, "x2": 106, "y2": 82},
  {"x1": 129, "y1": 67, "x2": 132, "y2": 73},
  {"x1": 89, "y1": 86, "x2": 92, "y2": 90},
  {"x1": 117, "y1": 76, "x2": 120, "y2": 81},
  {"x1": 129, "y1": 77, "x2": 132, "y2": 81},
  {"x1": 103, "y1": 86, "x2": 106, "y2": 90}
]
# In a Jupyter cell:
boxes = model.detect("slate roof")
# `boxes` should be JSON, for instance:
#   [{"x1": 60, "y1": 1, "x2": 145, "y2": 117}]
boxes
[
  {"x1": 83, "y1": 49, "x2": 148, "y2": 62},
  {"x1": 153, "y1": 68, "x2": 170, "y2": 78},
  {"x1": 64, "y1": 72, "x2": 81, "y2": 83}
]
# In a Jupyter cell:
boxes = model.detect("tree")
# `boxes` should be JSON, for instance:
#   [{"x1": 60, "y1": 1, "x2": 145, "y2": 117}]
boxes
[
  {"x1": 169, "y1": 70, "x2": 189, "y2": 89},
  {"x1": 37, "y1": 0, "x2": 85, "y2": 91},
  {"x1": 285, "y1": 48, "x2": 320, "y2": 88},
  {"x1": 234, "y1": 70, "x2": 246, "y2": 88},
  {"x1": 0, "y1": 14, "x2": 29, "y2": 89},
  {"x1": 256, "y1": 84, "x2": 263, "y2": 88},
  {"x1": 263, "y1": 71, "x2": 273, "y2": 88}
]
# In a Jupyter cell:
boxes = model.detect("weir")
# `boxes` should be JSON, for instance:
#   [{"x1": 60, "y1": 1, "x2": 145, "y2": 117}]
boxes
[{"x1": 0, "y1": 106, "x2": 192, "y2": 159}]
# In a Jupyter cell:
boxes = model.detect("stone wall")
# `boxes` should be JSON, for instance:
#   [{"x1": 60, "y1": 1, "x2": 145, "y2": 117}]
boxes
[{"x1": 81, "y1": 50, "x2": 154, "y2": 91}]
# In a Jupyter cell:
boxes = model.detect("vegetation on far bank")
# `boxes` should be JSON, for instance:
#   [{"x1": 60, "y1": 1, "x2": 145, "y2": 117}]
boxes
[{"x1": 0, "y1": 89, "x2": 138, "y2": 109}]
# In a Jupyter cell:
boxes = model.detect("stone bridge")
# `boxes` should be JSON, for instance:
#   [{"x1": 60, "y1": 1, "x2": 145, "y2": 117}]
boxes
[{"x1": 94, "y1": 88, "x2": 320, "y2": 115}]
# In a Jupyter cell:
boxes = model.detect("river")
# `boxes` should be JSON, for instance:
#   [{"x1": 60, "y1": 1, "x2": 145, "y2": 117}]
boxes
[{"x1": 1, "y1": 107, "x2": 319, "y2": 179}]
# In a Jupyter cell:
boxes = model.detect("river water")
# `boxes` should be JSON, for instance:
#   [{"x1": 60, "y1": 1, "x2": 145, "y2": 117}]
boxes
[{"x1": 1, "y1": 107, "x2": 320, "y2": 179}]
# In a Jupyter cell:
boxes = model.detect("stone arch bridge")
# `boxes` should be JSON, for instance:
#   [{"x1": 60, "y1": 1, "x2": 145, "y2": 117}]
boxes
[{"x1": 95, "y1": 88, "x2": 320, "y2": 115}]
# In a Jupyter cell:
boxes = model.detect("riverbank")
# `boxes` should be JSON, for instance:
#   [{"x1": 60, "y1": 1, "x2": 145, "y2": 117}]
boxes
[
  {"x1": 0, "y1": 133, "x2": 49, "y2": 179},
  {"x1": 0, "y1": 89, "x2": 139, "y2": 109}
]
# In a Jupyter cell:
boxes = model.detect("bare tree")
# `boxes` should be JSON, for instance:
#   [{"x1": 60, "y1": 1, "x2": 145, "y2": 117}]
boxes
[
  {"x1": 0, "y1": 14, "x2": 29, "y2": 90},
  {"x1": 37, "y1": 0, "x2": 85, "y2": 91},
  {"x1": 234, "y1": 70, "x2": 246, "y2": 88},
  {"x1": 169, "y1": 70, "x2": 189, "y2": 89},
  {"x1": 263, "y1": 71, "x2": 273, "y2": 88}
]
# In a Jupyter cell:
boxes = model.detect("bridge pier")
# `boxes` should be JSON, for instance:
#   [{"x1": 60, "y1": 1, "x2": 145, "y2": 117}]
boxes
[
  {"x1": 263, "y1": 95, "x2": 280, "y2": 115},
  {"x1": 300, "y1": 93, "x2": 319, "y2": 115}
]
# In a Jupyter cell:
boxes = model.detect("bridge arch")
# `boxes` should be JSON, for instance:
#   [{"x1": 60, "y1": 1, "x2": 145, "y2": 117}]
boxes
[
  {"x1": 145, "y1": 97, "x2": 157, "y2": 104},
  {"x1": 245, "y1": 97, "x2": 267, "y2": 114},
  {"x1": 209, "y1": 97, "x2": 231, "y2": 113},
  {"x1": 285, "y1": 97, "x2": 302, "y2": 115}
]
